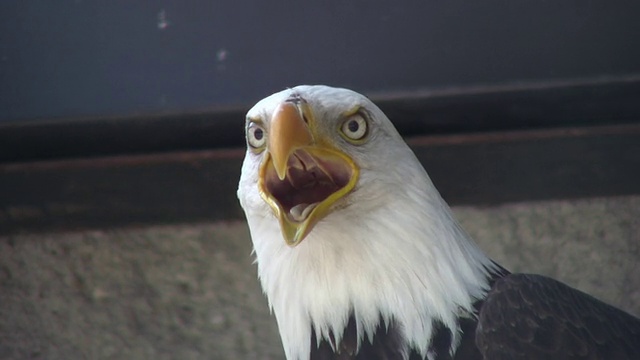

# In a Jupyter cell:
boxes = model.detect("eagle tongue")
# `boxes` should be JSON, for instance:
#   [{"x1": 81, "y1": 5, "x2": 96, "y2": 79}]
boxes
[{"x1": 289, "y1": 202, "x2": 318, "y2": 222}]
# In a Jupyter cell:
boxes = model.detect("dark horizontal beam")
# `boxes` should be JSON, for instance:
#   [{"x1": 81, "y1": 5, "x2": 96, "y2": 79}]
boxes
[
  {"x1": 2, "y1": 124, "x2": 639, "y2": 236},
  {"x1": 2, "y1": 78, "x2": 640, "y2": 163}
]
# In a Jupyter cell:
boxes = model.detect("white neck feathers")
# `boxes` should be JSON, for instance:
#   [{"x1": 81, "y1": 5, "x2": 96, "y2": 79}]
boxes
[{"x1": 245, "y1": 165, "x2": 497, "y2": 360}]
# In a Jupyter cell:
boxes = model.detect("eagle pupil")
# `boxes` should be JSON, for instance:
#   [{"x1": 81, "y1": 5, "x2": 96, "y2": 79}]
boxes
[
  {"x1": 348, "y1": 120, "x2": 359, "y2": 133},
  {"x1": 254, "y1": 128, "x2": 263, "y2": 140}
]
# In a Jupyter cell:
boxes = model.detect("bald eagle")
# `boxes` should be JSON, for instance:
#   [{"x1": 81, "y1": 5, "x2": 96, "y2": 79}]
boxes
[{"x1": 237, "y1": 85, "x2": 640, "y2": 360}]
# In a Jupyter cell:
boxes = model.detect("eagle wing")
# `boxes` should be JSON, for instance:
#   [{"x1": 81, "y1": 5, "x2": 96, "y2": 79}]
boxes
[{"x1": 476, "y1": 273, "x2": 640, "y2": 360}]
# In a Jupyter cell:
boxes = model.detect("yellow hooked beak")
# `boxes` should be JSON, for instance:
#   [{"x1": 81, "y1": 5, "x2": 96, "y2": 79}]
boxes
[{"x1": 258, "y1": 101, "x2": 359, "y2": 246}]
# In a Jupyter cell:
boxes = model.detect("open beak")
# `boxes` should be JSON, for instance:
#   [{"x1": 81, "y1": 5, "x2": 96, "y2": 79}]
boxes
[{"x1": 258, "y1": 101, "x2": 359, "y2": 246}]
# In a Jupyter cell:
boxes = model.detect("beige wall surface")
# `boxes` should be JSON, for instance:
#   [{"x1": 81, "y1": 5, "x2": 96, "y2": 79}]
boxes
[{"x1": 1, "y1": 196, "x2": 638, "y2": 360}]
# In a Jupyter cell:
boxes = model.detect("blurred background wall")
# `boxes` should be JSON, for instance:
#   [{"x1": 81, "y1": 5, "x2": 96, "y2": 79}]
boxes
[{"x1": 1, "y1": 197, "x2": 639, "y2": 359}]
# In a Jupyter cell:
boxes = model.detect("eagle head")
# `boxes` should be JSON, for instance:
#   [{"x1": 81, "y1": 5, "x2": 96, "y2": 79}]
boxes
[{"x1": 237, "y1": 85, "x2": 495, "y2": 360}]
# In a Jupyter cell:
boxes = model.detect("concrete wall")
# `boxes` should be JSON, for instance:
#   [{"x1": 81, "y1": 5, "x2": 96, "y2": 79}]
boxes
[{"x1": 1, "y1": 196, "x2": 639, "y2": 360}]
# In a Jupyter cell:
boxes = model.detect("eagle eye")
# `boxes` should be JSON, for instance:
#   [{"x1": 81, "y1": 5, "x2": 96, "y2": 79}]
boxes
[
  {"x1": 340, "y1": 113, "x2": 369, "y2": 142},
  {"x1": 247, "y1": 121, "x2": 266, "y2": 149}
]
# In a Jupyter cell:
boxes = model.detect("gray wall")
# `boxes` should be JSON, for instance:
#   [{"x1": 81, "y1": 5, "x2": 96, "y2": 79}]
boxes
[
  {"x1": 1, "y1": 196, "x2": 639, "y2": 360},
  {"x1": 4, "y1": 1, "x2": 640, "y2": 122}
]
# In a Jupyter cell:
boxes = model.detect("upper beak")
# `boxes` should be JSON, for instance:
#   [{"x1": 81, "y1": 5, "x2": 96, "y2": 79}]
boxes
[
  {"x1": 268, "y1": 102, "x2": 313, "y2": 180},
  {"x1": 258, "y1": 100, "x2": 359, "y2": 246}
]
